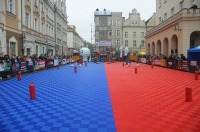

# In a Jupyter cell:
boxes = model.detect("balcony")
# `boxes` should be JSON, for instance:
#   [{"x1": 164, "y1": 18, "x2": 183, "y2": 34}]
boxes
[{"x1": 146, "y1": 8, "x2": 200, "y2": 37}]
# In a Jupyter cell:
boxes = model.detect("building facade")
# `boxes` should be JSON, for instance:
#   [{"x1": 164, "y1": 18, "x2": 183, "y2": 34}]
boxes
[
  {"x1": 146, "y1": 0, "x2": 200, "y2": 57},
  {"x1": 0, "y1": 0, "x2": 68, "y2": 57},
  {"x1": 123, "y1": 9, "x2": 146, "y2": 53},
  {"x1": 0, "y1": 0, "x2": 22, "y2": 57},
  {"x1": 94, "y1": 9, "x2": 124, "y2": 54},
  {"x1": 67, "y1": 25, "x2": 84, "y2": 55}
]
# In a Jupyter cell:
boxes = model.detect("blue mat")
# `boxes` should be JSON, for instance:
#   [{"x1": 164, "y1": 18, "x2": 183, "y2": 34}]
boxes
[{"x1": 0, "y1": 63, "x2": 116, "y2": 132}]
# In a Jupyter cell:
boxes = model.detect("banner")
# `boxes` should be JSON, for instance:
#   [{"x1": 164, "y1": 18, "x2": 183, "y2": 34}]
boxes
[
  {"x1": 27, "y1": 61, "x2": 34, "y2": 72},
  {"x1": 62, "y1": 59, "x2": 67, "y2": 65},
  {"x1": 46, "y1": 59, "x2": 54, "y2": 68},
  {"x1": 94, "y1": 11, "x2": 112, "y2": 16},
  {"x1": 153, "y1": 59, "x2": 160, "y2": 66},
  {"x1": 34, "y1": 61, "x2": 39, "y2": 70},
  {"x1": 20, "y1": 62, "x2": 27, "y2": 72},
  {"x1": 190, "y1": 61, "x2": 197, "y2": 66},
  {"x1": 95, "y1": 41, "x2": 112, "y2": 46},
  {"x1": 12, "y1": 63, "x2": 20, "y2": 73},
  {"x1": 54, "y1": 59, "x2": 59, "y2": 66},
  {"x1": 0, "y1": 62, "x2": 4, "y2": 71},
  {"x1": 38, "y1": 60, "x2": 45, "y2": 69},
  {"x1": 140, "y1": 58, "x2": 146, "y2": 63}
]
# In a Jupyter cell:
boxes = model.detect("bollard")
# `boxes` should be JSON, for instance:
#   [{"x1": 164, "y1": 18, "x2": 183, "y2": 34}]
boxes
[
  {"x1": 85, "y1": 62, "x2": 87, "y2": 66},
  {"x1": 57, "y1": 65, "x2": 59, "y2": 69},
  {"x1": 135, "y1": 67, "x2": 137, "y2": 74},
  {"x1": 185, "y1": 85, "x2": 192, "y2": 102},
  {"x1": 17, "y1": 71, "x2": 22, "y2": 81},
  {"x1": 195, "y1": 71, "x2": 198, "y2": 80},
  {"x1": 122, "y1": 62, "x2": 124, "y2": 67},
  {"x1": 74, "y1": 66, "x2": 77, "y2": 73},
  {"x1": 151, "y1": 65, "x2": 154, "y2": 69},
  {"x1": 29, "y1": 83, "x2": 36, "y2": 100}
]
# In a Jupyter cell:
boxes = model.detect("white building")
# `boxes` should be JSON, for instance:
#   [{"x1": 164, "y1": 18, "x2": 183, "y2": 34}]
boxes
[{"x1": 123, "y1": 9, "x2": 146, "y2": 53}]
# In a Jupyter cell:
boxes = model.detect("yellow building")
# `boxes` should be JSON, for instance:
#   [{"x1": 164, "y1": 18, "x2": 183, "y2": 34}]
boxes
[{"x1": 146, "y1": 0, "x2": 200, "y2": 57}]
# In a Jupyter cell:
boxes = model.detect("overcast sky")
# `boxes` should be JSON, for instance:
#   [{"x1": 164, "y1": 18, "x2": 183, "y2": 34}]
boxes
[{"x1": 66, "y1": 0, "x2": 156, "y2": 43}]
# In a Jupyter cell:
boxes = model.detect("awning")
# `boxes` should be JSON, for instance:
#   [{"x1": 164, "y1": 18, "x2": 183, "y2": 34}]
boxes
[{"x1": 24, "y1": 43, "x2": 33, "y2": 48}]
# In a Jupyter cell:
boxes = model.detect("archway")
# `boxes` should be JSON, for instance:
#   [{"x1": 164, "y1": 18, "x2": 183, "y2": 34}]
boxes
[
  {"x1": 171, "y1": 35, "x2": 178, "y2": 55},
  {"x1": 156, "y1": 40, "x2": 161, "y2": 54},
  {"x1": 147, "y1": 43, "x2": 150, "y2": 54},
  {"x1": 163, "y1": 37, "x2": 169, "y2": 56},
  {"x1": 190, "y1": 31, "x2": 200, "y2": 48},
  {"x1": 8, "y1": 36, "x2": 18, "y2": 56},
  {"x1": 152, "y1": 42, "x2": 155, "y2": 55}
]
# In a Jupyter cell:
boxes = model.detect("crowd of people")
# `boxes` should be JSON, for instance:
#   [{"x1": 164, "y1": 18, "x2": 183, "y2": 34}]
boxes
[
  {"x1": 0, "y1": 53, "x2": 71, "y2": 65},
  {"x1": 137, "y1": 53, "x2": 187, "y2": 62}
]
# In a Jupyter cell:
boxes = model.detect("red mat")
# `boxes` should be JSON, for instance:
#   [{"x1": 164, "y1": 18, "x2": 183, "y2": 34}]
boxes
[{"x1": 105, "y1": 62, "x2": 200, "y2": 132}]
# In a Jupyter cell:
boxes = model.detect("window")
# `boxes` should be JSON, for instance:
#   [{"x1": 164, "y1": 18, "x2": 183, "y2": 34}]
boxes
[
  {"x1": 159, "y1": 0, "x2": 161, "y2": 7},
  {"x1": 36, "y1": 45, "x2": 38, "y2": 55},
  {"x1": 125, "y1": 40, "x2": 128, "y2": 47},
  {"x1": 41, "y1": 22, "x2": 44, "y2": 33},
  {"x1": 52, "y1": 27, "x2": 53, "y2": 37},
  {"x1": 180, "y1": 1, "x2": 183, "y2": 10},
  {"x1": 159, "y1": 17, "x2": 162, "y2": 24},
  {"x1": 125, "y1": 32, "x2": 128, "y2": 38},
  {"x1": 192, "y1": 0, "x2": 196, "y2": 5},
  {"x1": 34, "y1": 18, "x2": 38, "y2": 31},
  {"x1": 49, "y1": 26, "x2": 51, "y2": 36},
  {"x1": 116, "y1": 20, "x2": 120, "y2": 26},
  {"x1": 7, "y1": 0, "x2": 15, "y2": 14},
  {"x1": 108, "y1": 20, "x2": 112, "y2": 25},
  {"x1": 43, "y1": 47, "x2": 45, "y2": 54},
  {"x1": 117, "y1": 39, "x2": 120, "y2": 45},
  {"x1": 133, "y1": 32, "x2": 136, "y2": 38},
  {"x1": 171, "y1": 7, "x2": 174, "y2": 16},
  {"x1": 46, "y1": 24, "x2": 48, "y2": 35},
  {"x1": 25, "y1": 12, "x2": 30, "y2": 28},
  {"x1": 117, "y1": 30, "x2": 120, "y2": 36},
  {"x1": 164, "y1": 13, "x2": 167, "y2": 21},
  {"x1": 141, "y1": 32, "x2": 144, "y2": 38},
  {"x1": 26, "y1": 48, "x2": 30, "y2": 56},
  {"x1": 34, "y1": 0, "x2": 38, "y2": 7},
  {"x1": 141, "y1": 40, "x2": 144, "y2": 47},
  {"x1": 133, "y1": 40, "x2": 136, "y2": 47},
  {"x1": 109, "y1": 31, "x2": 112, "y2": 36},
  {"x1": 41, "y1": 2, "x2": 44, "y2": 12}
]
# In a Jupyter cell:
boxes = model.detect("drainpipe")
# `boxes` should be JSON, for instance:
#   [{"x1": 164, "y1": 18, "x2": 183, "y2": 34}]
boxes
[{"x1": 21, "y1": 0, "x2": 24, "y2": 55}]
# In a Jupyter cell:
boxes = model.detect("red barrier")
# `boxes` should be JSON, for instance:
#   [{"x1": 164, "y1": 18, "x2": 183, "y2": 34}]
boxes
[
  {"x1": 29, "y1": 83, "x2": 36, "y2": 100},
  {"x1": 185, "y1": 85, "x2": 192, "y2": 102},
  {"x1": 17, "y1": 71, "x2": 21, "y2": 81},
  {"x1": 195, "y1": 71, "x2": 198, "y2": 80},
  {"x1": 122, "y1": 63, "x2": 124, "y2": 67}
]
